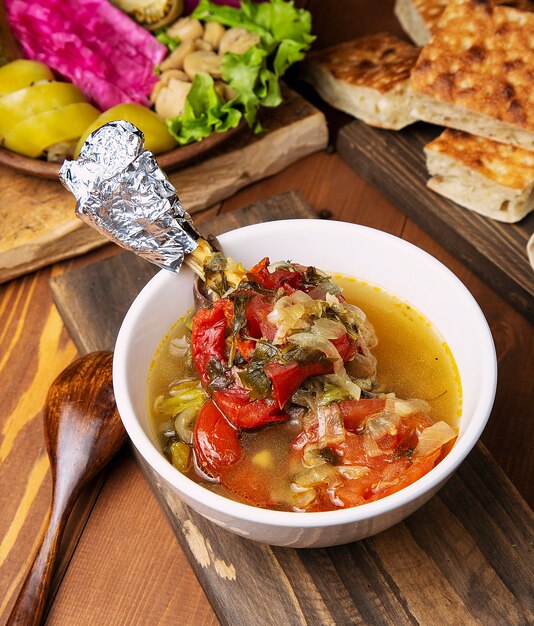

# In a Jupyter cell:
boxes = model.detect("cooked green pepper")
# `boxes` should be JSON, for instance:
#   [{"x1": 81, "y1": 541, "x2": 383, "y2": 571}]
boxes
[
  {"x1": 4, "y1": 102, "x2": 100, "y2": 158},
  {"x1": 75, "y1": 102, "x2": 177, "y2": 156},
  {"x1": 169, "y1": 440, "x2": 191, "y2": 472},
  {"x1": 0, "y1": 82, "x2": 86, "y2": 139},
  {"x1": 0, "y1": 59, "x2": 54, "y2": 96}
]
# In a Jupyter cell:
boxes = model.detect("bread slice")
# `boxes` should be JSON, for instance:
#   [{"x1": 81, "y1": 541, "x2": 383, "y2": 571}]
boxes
[
  {"x1": 425, "y1": 129, "x2": 534, "y2": 222},
  {"x1": 395, "y1": 0, "x2": 534, "y2": 46},
  {"x1": 301, "y1": 33, "x2": 420, "y2": 130},
  {"x1": 394, "y1": 0, "x2": 448, "y2": 45},
  {"x1": 410, "y1": 0, "x2": 534, "y2": 150}
]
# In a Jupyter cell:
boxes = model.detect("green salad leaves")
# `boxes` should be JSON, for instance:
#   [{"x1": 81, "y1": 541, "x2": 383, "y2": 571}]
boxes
[{"x1": 167, "y1": 0, "x2": 315, "y2": 144}]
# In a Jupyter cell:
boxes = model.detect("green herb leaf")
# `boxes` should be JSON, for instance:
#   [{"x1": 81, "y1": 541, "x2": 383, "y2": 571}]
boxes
[
  {"x1": 304, "y1": 266, "x2": 342, "y2": 296},
  {"x1": 238, "y1": 366, "x2": 270, "y2": 401},
  {"x1": 238, "y1": 351, "x2": 272, "y2": 400},
  {"x1": 393, "y1": 447, "x2": 415, "y2": 460},
  {"x1": 254, "y1": 340, "x2": 279, "y2": 362},
  {"x1": 292, "y1": 346, "x2": 329, "y2": 366},
  {"x1": 207, "y1": 358, "x2": 232, "y2": 391},
  {"x1": 319, "y1": 447, "x2": 339, "y2": 465},
  {"x1": 232, "y1": 291, "x2": 253, "y2": 336},
  {"x1": 204, "y1": 251, "x2": 230, "y2": 298},
  {"x1": 204, "y1": 251, "x2": 227, "y2": 276}
]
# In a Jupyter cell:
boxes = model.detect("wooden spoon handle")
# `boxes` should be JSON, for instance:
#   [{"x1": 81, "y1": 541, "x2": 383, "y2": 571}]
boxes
[{"x1": 7, "y1": 498, "x2": 71, "y2": 626}]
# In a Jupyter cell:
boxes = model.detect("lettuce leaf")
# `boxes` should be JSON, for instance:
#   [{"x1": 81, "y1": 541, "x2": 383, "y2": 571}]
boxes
[
  {"x1": 167, "y1": 72, "x2": 242, "y2": 144},
  {"x1": 167, "y1": 0, "x2": 314, "y2": 144}
]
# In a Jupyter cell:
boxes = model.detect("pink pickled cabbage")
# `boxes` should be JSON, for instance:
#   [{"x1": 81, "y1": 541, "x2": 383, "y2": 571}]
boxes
[{"x1": 6, "y1": 0, "x2": 167, "y2": 110}]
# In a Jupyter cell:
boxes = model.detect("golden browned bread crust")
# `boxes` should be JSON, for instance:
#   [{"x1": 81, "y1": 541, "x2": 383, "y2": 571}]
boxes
[
  {"x1": 409, "y1": 0, "x2": 448, "y2": 29},
  {"x1": 398, "y1": 0, "x2": 448, "y2": 39},
  {"x1": 397, "y1": 0, "x2": 534, "y2": 44},
  {"x1": 307, "y1": 33, "x2": 420, "y2": 94},
  {"x1": 394, "y1": 0, "x2": 448, "y2": 45},
  {"x1": 425, "y1": 128, "x2": 534, "y2": 189},
  {"x1": 411, "y1": 1, "x2": 534, "y2": 134}
]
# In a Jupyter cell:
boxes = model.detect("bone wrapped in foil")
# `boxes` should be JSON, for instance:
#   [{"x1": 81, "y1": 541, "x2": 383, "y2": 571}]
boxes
[{"x1": 58, "y1": 120, "x2": 200, "y2": 272}]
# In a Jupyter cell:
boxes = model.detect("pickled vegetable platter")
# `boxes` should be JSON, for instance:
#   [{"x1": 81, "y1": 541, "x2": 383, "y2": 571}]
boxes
[
  {"x1": 0, "y1": 0, "x2": 314, "y2": 176},
  {"x1": 148, "y1": 256, "x2": 461, "y2": 512}
]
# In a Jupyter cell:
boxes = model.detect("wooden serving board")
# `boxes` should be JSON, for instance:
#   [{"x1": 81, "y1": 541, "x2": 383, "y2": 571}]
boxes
[
  {"x1": 336, "y1": 120, "x2": 534, "y2": 324},
  {"x1": 48, "y1": 190, "x2": 534, "y2": 626},
  {"x1": 0, "y1": 87, "x2": 327, "y2": 284}
]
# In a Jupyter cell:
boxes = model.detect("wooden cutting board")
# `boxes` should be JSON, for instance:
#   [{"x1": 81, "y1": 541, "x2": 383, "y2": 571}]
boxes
[
  {"x1": 0, "y1": 88, "x2": 327, "y2": 284},
  {"x1": 49, "y1": 191, "x2": 534, "y2": 626},
  {"x1": 337, "y1": 120, "x2": 534, "y2": 324}
]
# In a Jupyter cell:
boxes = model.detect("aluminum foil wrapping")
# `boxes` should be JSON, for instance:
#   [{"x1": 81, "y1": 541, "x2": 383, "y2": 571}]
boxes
[{"x1": 58, "y1": 120, "x2": 200, "y2": 273}]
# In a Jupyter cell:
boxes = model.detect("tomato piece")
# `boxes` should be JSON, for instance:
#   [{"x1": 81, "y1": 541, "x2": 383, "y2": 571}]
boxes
[
  {"x1": 193, "y1": 400, "x2": 241, "y2": 476},
  {"x1": 191, "y1": 300, "x2": 233, "y2": 385},
  {"x1": 265, "y1": 359, "x2": 331, "y2": 408},
  {"x1": 237, "y1": 400, "x2": 287, "y2": 429},
  {"x1": 212, "y1": 388, "x2": 248, "y2": 426},
  {"x1": 291, "y1": 420, "x2": 318, "y2": 450},
  {"x1": 331, "y1": 333, "x2": 358, "y2": 362},
  {"x1": 235, "y1": 336, "x2": 255, "y2": 361},
  {"x1": 213, "y1": 389, "x2": 286, "y2": 429},
  {"x1": 367, "y1": 450, "x2": 441, "y2": 501},
  {"x1": 338, "y1": 398, "x2": 387, "y2": 430},
  {"x1": 218, "y1": 460, "x2": 277, "y2": 508},
  {"x1": 335, "y1": 472, "x2": 379, "y2": 507},
  {"x1": 332, "y1": 435, "x2": 440, "y2": 507},
  {"x1": 245, "y1": 293, "x2": 276, "y2": 341},
  {"x1": 394, "y1": 411, "x2": 434, "y2": 451},
  {"x1": 248, "y1": 257, "x2": 303, "y2": 291}
]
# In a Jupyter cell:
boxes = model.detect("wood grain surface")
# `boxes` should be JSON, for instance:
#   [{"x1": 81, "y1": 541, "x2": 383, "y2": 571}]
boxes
[
  {"x1": 6, "y1": 352, "x2": 125, "y2": 626},
  {"x1": 46, "y1": 191, "x2": 534, "y2": 626},
  {"x1": 336, "y1": 120, "x2": 534, "y2": 323},
  {"x1": 0, "y1": 88, "x2": 327, "y2": 284}
]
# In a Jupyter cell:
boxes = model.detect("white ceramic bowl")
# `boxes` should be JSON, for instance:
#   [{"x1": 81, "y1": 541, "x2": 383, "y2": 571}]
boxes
[{"x1": 113, "y1": 220, "x2": 497, "y2": 548}]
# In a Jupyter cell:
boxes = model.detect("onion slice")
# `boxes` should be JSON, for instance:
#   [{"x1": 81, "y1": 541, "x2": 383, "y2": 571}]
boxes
[{"x1": 414, "y1": 421, "x2": 457, "y2": 457}]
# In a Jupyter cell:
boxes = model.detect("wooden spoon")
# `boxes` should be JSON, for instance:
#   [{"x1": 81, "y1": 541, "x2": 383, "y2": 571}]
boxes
[{"x1": 7, "y1": 351, "x2": 127, "y2": 626}]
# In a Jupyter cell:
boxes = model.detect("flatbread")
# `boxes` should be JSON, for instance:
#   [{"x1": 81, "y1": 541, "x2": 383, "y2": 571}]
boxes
[
  {"x1": 301, "y1": 33, "x2": 420, "y2": 130},
  {"x1": 425, "y1": 129, "x2": 534, "y2": 222},
  {"x1": 411, "y1": 0, "x2": 534, "y2": 150},
  {"x1": 395, "y1": 0, "x2": 534, "y2": 45}
]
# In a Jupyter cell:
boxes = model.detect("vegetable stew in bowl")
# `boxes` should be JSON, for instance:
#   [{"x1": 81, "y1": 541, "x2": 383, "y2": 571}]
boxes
[
  {"x1": 147, "y1": 258, "x2": 461, "y2": 512},
  {"x1": 113, "y1": 219, "x2": 496, "y2": 547}
]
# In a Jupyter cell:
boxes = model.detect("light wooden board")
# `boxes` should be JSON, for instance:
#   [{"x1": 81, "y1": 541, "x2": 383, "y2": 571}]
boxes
[
  {"x1": 49, "y1": 190, "x2": 534, "y2": 626},
  {"x1": 336, "y1": 120, "x2": 534, "y2": 323},
  {"x1": 0, "y1": 88, "x2": 327, "y2": 284}
]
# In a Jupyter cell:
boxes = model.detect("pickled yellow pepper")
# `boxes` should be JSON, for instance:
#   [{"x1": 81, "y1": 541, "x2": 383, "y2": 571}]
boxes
[
  {"x1": 0, "y1": 59, "x2": 54, "y2": 96},
  {"x1": 0, "y1": 60, "x2": 176, "y2": 160},
  {"x1": 0, "y1": 82, "x2": 86, "y2": 138},
  {"x1": 75, "y1": 103, "x2": 176, "y2": 156},
  {"x1": 4, "y1": 103, "x2": 100, "y2": 158}
]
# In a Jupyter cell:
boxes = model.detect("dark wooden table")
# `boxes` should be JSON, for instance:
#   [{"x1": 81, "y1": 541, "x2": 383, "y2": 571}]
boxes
[{"x1": 0, "y1": 2, "x2": 532, "y2": 624}]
